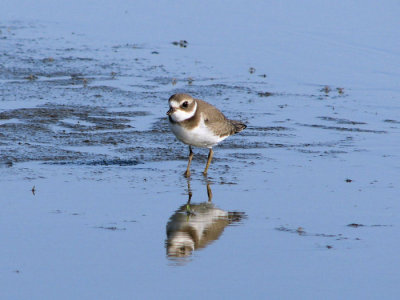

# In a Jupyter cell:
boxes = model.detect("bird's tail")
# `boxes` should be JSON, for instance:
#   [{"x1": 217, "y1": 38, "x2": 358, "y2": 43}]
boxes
[{"x1": 230, "y1": 120, "x2": 247, "y2": 134}]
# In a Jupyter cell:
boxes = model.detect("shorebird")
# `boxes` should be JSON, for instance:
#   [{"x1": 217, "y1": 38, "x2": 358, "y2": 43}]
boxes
[{"x1": 167, "y1": 93, "x2": 246, "y2": 177}]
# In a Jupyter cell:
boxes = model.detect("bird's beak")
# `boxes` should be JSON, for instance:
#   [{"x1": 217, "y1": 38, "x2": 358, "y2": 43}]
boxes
[{"x1": 166, "y1": 107, "x2": 175, "y2": 116}]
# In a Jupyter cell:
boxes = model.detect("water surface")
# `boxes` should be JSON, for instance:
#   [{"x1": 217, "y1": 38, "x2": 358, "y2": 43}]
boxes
[{"x1": 1, "y1": 1, "x2": 399, "y2": 299}]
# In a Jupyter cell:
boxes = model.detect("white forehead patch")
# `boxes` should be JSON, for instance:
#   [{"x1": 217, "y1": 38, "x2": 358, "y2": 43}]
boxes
[
  {"x1": 170, "y1": 100, "x2": 180, "y2": 109},
  {"x1": 170, "y1": 101, "x2": 197, "y2": 122}
]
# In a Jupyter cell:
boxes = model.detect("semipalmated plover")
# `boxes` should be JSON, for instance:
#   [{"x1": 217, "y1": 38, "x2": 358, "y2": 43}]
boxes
[{"x1": 166, "y1": 93, "x2": 246, "y2": 177}]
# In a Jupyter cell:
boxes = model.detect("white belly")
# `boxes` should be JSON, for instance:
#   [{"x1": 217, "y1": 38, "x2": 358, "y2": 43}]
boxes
[{"x1": 170, "y1": 119, "x2": 227, "y2": 148}]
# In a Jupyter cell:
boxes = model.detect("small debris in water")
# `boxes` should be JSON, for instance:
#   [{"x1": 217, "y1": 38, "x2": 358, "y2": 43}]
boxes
[
  {"x1": 258, "y1": 92, "x2": 273, "y2": 97},
  {"x1": 337, "y1": 87, "x2": 344, "y2": 94},
  {"x1": 347, "y1": 223, "x2": 364, "y2": 228},
  {"x1": 348, "y1": 223, "x2": 392, "y2": 228},
  {"x1": 383, "y1": 119, "x2": 400, "y2": 124},
  {"x1": 296, "y1": 227, "x2": 305, "y2": 235},
  {"x1": 25, "y1": 74, "x2": 38, "y2": 81},
  {"x1": 345, "y1": 178, "x2": 352, "y2": 183},
  {"x1": 172, "y1": 40, "x2": 188, "y2": 48},
  {"x1": 96, "y1": 226, "x2": 126, "y2": 231},
  {"x1": 322, "y1": 85, "x2": 331, "y2": 94},
  {"x1": 276, "y1": 226, "x2": 344, "y2": 239},
  {"x1": 42, "y1": 57, "x2": 54, "y2": 63},
  {"x1": 326, "y1": 245, "x2": 333, "y2": 249}
]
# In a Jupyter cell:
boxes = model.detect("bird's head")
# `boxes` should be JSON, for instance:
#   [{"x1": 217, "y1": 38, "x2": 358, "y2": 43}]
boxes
[{"x1": 167, "y1": 93, "x2": 197, "y2": 122}]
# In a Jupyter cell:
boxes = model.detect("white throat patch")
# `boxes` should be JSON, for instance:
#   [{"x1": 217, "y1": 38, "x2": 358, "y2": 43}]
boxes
[{"x1": 170, "y1": 102, "x2": 197, "y2": 122}]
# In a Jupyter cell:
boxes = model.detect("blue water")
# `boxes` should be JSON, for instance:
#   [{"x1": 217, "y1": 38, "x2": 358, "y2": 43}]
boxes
[{"x1": 1, "y1": 1, "x2": 399, "y2": 299}]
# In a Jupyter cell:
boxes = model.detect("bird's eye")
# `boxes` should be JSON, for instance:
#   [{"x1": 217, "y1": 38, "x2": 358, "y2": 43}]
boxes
[{"x1": 182, "y1": 101, "x2": 189, "y2": 108}]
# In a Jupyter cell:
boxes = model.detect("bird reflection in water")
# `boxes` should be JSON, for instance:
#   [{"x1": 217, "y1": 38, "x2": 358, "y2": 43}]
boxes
[{"x1": 165, "y1": 180, "x2": 245, "y2": 259}]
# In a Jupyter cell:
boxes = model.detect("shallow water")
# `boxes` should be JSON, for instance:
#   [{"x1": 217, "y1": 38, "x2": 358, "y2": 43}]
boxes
[{"x1": 1, "y1": 1, "x2": 400, "y2": 299}]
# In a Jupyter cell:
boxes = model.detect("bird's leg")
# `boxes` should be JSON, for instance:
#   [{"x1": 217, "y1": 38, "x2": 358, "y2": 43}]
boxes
[
  {"x1": 206, "y1": 183, "x2": 213, "y2": 202},
  {"x1": 203, "y1": 148, "x2": 214, "y2": 176},
  {"x1": 186, "y1": 177, "x2": 193, "y2": 213},
  {"x1": 184, "y1": 146, "x2": 193, "y2": 178},
  {"x1": 186, "y1": 177, "x2": 193, "y2": 203}
]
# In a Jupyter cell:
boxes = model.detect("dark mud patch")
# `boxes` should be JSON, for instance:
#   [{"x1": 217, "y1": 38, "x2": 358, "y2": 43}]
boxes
[
  {"x1": 193, "y1": 84, "x2": 254, "y2": 97},
  {"x1": 383, "y1": 119, "x2": 400, "y2": 124},
  {"x1": 0, "y1": 103, "x2": 151, "y2": 164},
  {"x1": 95, "y1": 226, "x2": 127, "y2": 231},
  {"x1": 258, "y1": 92, "x2": 274, "y2": 97},
  {"x1": 116, "y1": 146, "x2": 189, "y2": 162},
  {"x1": 221, "y1": 136, "x2": 353, "y2": 158},
  {"x1": 255, "y1": 86, "x2": 348, "y2": 100},
  {"x1": 218, "y1": 140, "x2": 273, "y2": 150},
  {"x1": 112, "y1": 43, "x2": 143, "y2": 50},
  {"x1": 0, "y1": 103, "x2": 148, "y2": 126},
  {"x1": 149, "y1": 117, "x2": 173, "y2": 134},
  {"x1": 347, "y1": 223, "x2": 392, "y2": 228},
  {"x1": 275, "y1": 226, "x2": 349, "y2": 240},
  {"x1": 245, "y1": 125, "x2": 296, "y2": 138},
  {"x1": 250, "y1": 126, "x2": 291, "y2": 132},
  {"x1": 318, "y1": 116, "x2": 367, "y2": 125},
  {"x1": 0, "y1": 51, "x2": 106, "y2": 81},
  {"x1": 298, "y1": 123, "x2": 386, "y2": 134},
  {"x1": 227, "y1": 153, "x2": 263, "y2": 160},
  {"x1": 150, "y1": 76, "x2": 181, "y2": 85},
  {"x1": 0, "y1": 160, "x2": 13, "y2": 168},
  {"x1": 52, "y1": 158, "x2": 141, "y2": 166},
  {"x1": 1, "y1": 143, "x2": 105, "y2": 163}
]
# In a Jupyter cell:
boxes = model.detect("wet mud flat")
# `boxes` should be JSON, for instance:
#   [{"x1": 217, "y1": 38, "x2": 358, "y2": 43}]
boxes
[
  {"x1": 1, "y1": 21, "x2": 399, "y2": 246},
  {"x1": 1, "y1": 20, "x2": 400, "y2": 299},
  {"x1": 2, "y1": 23, "x2": 397, "y2": 169}
]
